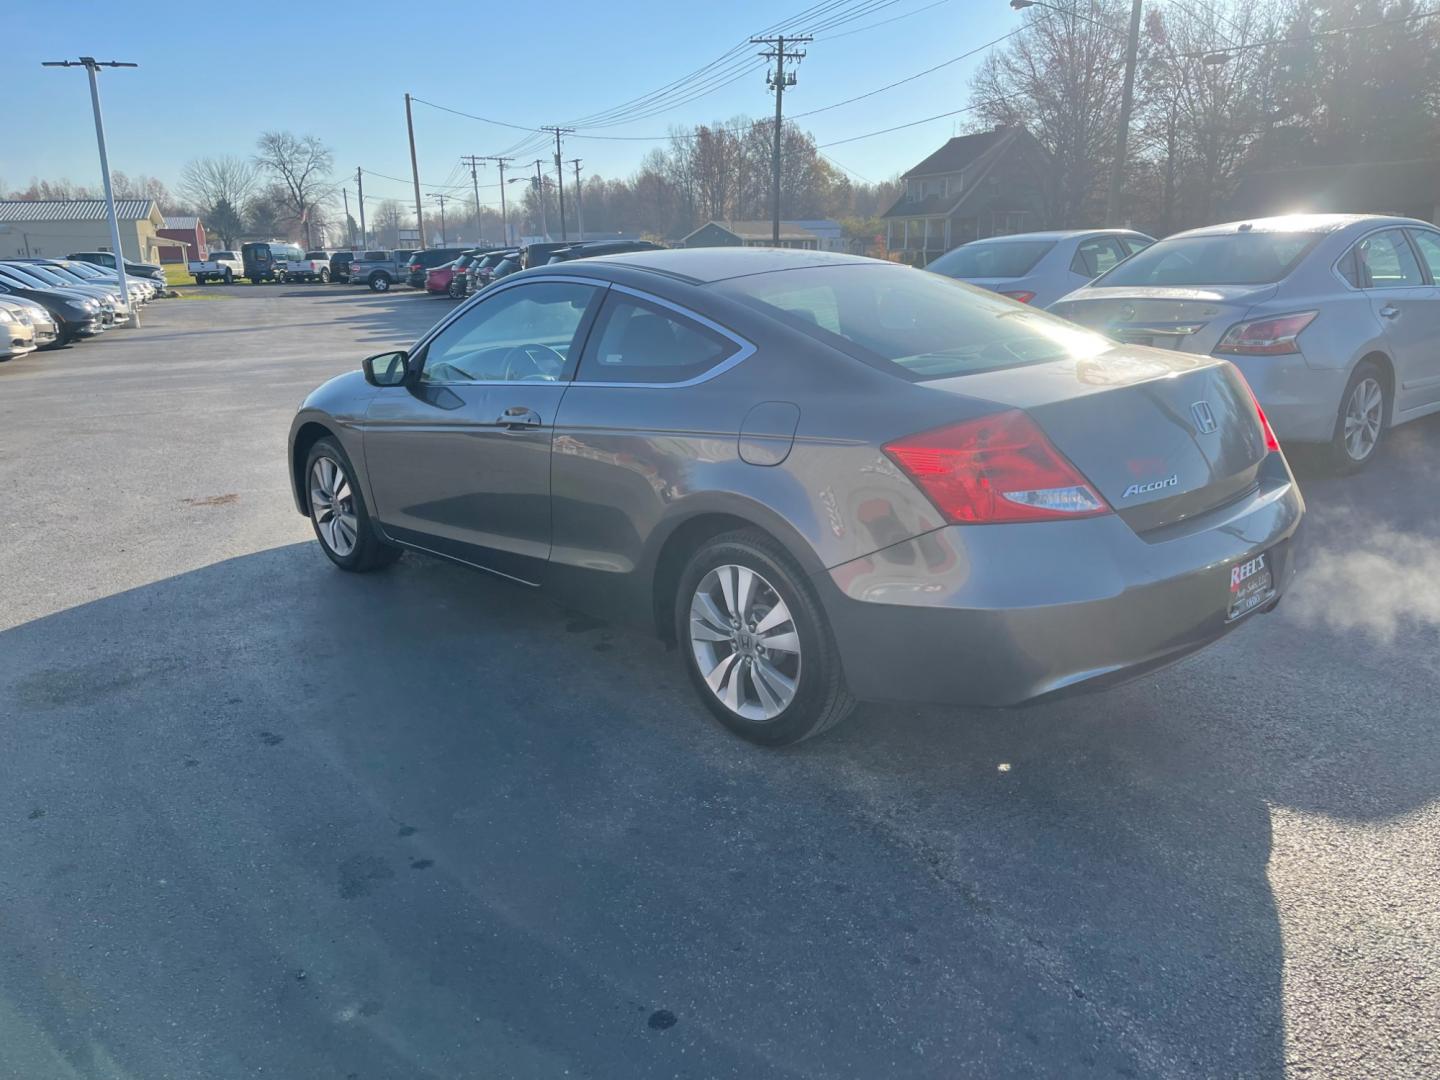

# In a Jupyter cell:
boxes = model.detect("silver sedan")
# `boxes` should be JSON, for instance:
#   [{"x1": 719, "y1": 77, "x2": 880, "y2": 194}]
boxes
[
  {"x1": 926, "y1": 229, "x2": 1155, "y2": 308},
  {"x1": 1051, "y1": 214, "x2": 1440, "y2": 471}
]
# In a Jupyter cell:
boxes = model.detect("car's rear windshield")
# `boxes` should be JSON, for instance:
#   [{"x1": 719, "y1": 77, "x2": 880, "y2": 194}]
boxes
[
  {"x1": 925, "y1": 240, "x2": 1056, "y2": 279},
  {"x1": 362, "y1": 251, "x2": 388, "y2": 260},
  {"x1": 304, "y1": 251, "x2": 328, "y2": 259},
  {"x1": 1096, "y1": 232, "x2": 1321, "y2": 287},
  {"x1": 715, "y1": 264, "x2": 1112, "y2": 381}
]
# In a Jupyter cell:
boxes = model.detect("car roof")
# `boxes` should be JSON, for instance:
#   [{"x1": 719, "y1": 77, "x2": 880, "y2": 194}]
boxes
[
  {"x1": 580, "y1": 247, "x2": 882, "y2": 284},
  {"x1": 963, "y1": 229, "x2": 1150, "y2": 244},
  {"x1": 1169, "y1": 213, "x2": 1431, "y2": 239}
]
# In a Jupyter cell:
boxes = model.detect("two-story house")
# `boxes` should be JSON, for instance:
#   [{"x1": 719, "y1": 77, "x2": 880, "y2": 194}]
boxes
[{"x1": 882, "y1": 126, "x2": 1052, "y2": 265}]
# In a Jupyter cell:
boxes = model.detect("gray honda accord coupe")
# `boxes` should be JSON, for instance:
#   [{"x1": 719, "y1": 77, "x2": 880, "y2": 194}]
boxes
[{"x1": 289, "y1": 249, "x2": 1304, "y2": 745}]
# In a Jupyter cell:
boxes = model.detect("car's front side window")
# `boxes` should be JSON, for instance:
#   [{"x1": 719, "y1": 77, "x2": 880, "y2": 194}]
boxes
[
  {"x1": 1405, "y1": 230, "x2": 1440, "y2": 284},
  {"x1": 1071, "y1": 237, "x2": 1126, "y2": 277},
  {"x1": 419, "y1": 281, "x2": 598, "y2": 385}
]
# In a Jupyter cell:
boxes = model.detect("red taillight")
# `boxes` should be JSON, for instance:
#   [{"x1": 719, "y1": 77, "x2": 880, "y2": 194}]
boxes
[
  {"x1": 1000, "y1": 290, "x2": 1036, "y2": 304},
  {"x1": 1214, "y1": 311, "x2": 1316, "y2": 356},
  {"x1": 883, "y1": 410, "x2": 1110, "y2": 524},
  {"x1": 1247, "y1": 386, "x2": 1281, "y2": 453}
]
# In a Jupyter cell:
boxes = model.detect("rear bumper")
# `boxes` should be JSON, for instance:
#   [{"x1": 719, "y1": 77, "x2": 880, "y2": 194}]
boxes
[
  {"x1": 1222, "y1": 354, "x2": 1347, "y2": 443},
  {"x1": 819, "y1": 465, "x2": 1304, "y2": 707}
]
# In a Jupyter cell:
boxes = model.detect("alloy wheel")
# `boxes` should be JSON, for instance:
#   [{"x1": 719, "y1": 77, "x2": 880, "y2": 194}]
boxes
[
  {"x1": 309, "y1": 456, "x2": 358, "y2": 557},
  {"x1": 689, "y1": 564, "x2": 802, "y2": 721},
  {"x1": 1343, "y1": 377, "x2": 1384, "y2": 461}
]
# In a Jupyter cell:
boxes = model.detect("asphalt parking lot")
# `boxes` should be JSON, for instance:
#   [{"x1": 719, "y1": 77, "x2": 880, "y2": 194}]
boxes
[{"x1": 1, "y1": 285, "x2": 1437, "y2": 1080}]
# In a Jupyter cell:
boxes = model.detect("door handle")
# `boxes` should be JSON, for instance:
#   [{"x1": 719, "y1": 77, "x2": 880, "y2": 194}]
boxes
[
  {"x1": 1379, "y1": 305, "x2": 1400, "y2": 319},
  {"x1": 497, "y1": 406, "x2": 542, "y2": 430}
]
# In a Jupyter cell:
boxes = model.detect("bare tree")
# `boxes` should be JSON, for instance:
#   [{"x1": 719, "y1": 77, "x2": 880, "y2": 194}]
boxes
[
  {"x1": 969, "y1": 1, "x2": 1134, "y2": 226},
  {"x1": 178, "y1": 156, "x2": 260, "y2": 223},
  {"x1": 371, "y1": 199, "x2": 404, "y2": 248},
  {"x1": 253, "y1": 132, "x2": 335, "y2": 248}
]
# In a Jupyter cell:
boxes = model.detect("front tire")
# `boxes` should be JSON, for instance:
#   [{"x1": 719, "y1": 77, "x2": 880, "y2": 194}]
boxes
[
  {"x1": 1329, "y1": 360, "x2": 1389, "y2": 473},
  {"x1": 675, "y1": 529, "x2": 854, "y2": 746},
  {"x1": 223, "y1": 270, "x2": 233, "y2": 285},
  {"x1": 370, "y1": 273, "x2": 390, "y2": 292},
  {"x1": 304, "y1": 438, "x2": 401, "y2": 572},
  {"x1": 194, "y1": 276, "x2": 204, "y2": 286}
]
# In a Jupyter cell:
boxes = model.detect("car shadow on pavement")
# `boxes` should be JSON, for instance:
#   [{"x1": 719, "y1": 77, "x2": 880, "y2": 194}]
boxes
[{"x1": 2, "y1": 423, "x2": 1437, "y2": 1077}]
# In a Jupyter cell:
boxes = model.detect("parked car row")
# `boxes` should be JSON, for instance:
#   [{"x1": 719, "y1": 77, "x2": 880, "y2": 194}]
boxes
[
  {"x1": 0, "y1": 254, "x2": 167, "y2": 361},
  {"x1": 426, "y1": 239, "x2": 668, "y2": 299},
  {"x1": 930, "y1": 214, "x2": 1440, "y2": 472}
]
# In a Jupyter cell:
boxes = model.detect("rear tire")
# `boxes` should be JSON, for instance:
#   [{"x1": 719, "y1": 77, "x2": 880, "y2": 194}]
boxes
[
  {"x1": 675, "y1": 529, "x2": 855, "y2": 746},
  {"x1": 223, "y1": 270, "x2": 233, "y2": 285},
  {"x1": 304, "y1": 437, "x2": 401, "y2": 572},
  {"x1": 319, "y1": 269, "x2": 330, "y2": 284},
  {"x1": 1328, "y1": 359, "x2": 1389, "y2": 474}
]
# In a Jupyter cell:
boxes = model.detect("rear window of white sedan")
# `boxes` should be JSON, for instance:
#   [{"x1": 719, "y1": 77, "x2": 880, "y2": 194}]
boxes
[
  {"x1": 716, "y1": 263, "x2": 1112, "y2": 381},
  {"x1": 1097, "y1": 232, "x2": 1321, "y2": 287}
]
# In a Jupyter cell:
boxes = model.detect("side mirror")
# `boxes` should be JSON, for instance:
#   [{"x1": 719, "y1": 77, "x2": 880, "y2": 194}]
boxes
[{"x1": 363, "y1": 350, "x2": 410, "y2": 387}]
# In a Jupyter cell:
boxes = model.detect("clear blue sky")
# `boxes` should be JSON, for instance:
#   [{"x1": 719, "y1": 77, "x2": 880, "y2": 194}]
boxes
[{"x1": 8, "y1": 0, "x2": 1016, "y2": 212}]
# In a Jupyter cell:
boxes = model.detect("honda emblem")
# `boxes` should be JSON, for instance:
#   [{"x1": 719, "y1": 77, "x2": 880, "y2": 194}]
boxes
[{"x1": 1190, "y1": 400, "x2": 1218, "y2": 434}]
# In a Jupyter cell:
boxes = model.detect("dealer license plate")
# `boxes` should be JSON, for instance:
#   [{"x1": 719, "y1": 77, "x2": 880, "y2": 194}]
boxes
[{"x1": 1227, "y1": 551, "x2": 1273, "y2": 621}]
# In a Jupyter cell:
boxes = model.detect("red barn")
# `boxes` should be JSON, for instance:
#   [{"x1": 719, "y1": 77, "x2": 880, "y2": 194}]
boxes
[{"x1": 157, "y1": 215, "x2": 206, "y2": 263}]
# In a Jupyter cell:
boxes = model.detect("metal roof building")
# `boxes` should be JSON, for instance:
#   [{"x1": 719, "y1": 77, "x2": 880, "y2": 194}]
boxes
[{"x1": 0, "y1": 199, "x2": 169, "y2": 262}]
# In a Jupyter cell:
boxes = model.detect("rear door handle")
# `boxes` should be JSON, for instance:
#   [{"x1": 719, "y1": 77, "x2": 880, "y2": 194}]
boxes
[
  {"x1": 497, "y1": 406, "x2": 542, "y2": 430},
  {"x1": 1379, "y1": 305, "x2": 1400, "y2": 319}
]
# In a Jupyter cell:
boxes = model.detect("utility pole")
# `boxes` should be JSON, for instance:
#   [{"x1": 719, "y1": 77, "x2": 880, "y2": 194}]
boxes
[
  {"x1": 1105, "y1": 0, "x2": 1144, "y2": 225},
  {"x1": 462, "y1": 155, "x2": 485, "y2": 242},
  {"x1": 531, "y1": 160, "x2": 548, "y2": 239},
  {"x1": 42, "y1": 56, "x2": 138, "y2": 325},
  {"x1": 482, "y1": 156, "x2": 513, "y2": 246},
  {"x1": 752, "y1": 34, "x2": 810, "y2": 244},
  {"x1": 427, "y1": 193, "x2": 449, "y2": 246},
  {"x1": 569, "y1": 159, "x2": 584, "y2": 240},
  {"x1": 404, "y1": 93, "x2": 425, "y2": 248},
  {"x1": 356, "y1": 167, "x2": 367, "y2": 249},
  {"x1": 542, "y1": 127, "x2": 573, "y2": 242},
  {"x1": 342, "y1": 188, "x2": 354, "y2": 247}
]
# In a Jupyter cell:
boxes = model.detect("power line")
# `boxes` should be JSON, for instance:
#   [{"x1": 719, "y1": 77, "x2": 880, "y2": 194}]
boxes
[
  {"x1": 818, "y1": 0, "x2": 956, "y2": 40},
  {"x1": 1185, "y1": 7, "x2": 1440, "y2": 59}
]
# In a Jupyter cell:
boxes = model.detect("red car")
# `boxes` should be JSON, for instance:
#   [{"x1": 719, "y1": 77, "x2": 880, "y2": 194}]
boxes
[{"x1": 424, "y1": 260, "x2": 461, "y2": 296}]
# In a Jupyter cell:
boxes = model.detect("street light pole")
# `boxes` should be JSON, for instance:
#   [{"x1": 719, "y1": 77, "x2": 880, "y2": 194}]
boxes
[{"x1": 43, "y1": 57, "x2": 138, "y2": 325}]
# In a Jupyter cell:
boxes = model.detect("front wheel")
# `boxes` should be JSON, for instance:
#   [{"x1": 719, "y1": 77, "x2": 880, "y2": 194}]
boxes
[
  {"x1": 305, "y1": 438, "x2": 401, "y2": 572},
  {"x1": 194, "y1": 277, "x2": 204, "y2": 286},
  {"x1": 369, "y1": 273, "x2": 390, "y2": 292},
  {"x1": 676, "y1": 529, "x2": 854, "y2": 746},
  {"x1": 1329, "y1": 360, "x2": 1390, "y2": 473},
  {"x1": 448, "y1": 279, "x2": 466, "y2": 299}
]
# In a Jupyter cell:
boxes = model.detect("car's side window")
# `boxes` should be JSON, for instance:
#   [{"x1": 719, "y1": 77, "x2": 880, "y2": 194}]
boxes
[
  {"x1": 1406, "y1": 230, "x2": 1440, "y2": 284},
  {"x1": 1354, "y1": 229, "x2": 1425, "y2": 288},
  {"x1": 575, "y1": 293, "x2": 739, "y2": 385},
  {"x1": 1071, "y1": 237, "x2": 1126, "y2": 277},
  {"x1": 1121, "y1": 235, "x2": 1153, "y2": 255},
  {"x1": 419, "y1": 281, "x2": 598, "y2": 385}
]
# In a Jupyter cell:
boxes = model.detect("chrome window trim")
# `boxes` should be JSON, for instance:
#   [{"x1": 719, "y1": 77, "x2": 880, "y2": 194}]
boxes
[
  {"x1": 570, "y1": 282, "x2": 757, "y2": 389},
  {"x1": 409, "y1": 274, "x2": 608, "y2": 388}
]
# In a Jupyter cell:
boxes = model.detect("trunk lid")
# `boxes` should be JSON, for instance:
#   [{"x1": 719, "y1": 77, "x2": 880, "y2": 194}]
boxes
[
  {"x1": 1049, "y1": 284, "x2": 1277, "y2": 355},
  {"x1": 926, "y1": 347, "x2": 1270, "y2": 532}
]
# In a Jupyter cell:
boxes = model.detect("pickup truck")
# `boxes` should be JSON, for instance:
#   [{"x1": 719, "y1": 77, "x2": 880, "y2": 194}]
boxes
[
  {"x1": 347, "y1": 250, "x2": 409, "y2": 292},
  {"x1": 283, "y1": 251, "x2": 333, "y2": 284},
  {"x1": 188, "y1": 251, "x2": 243, "y2": 285}
]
